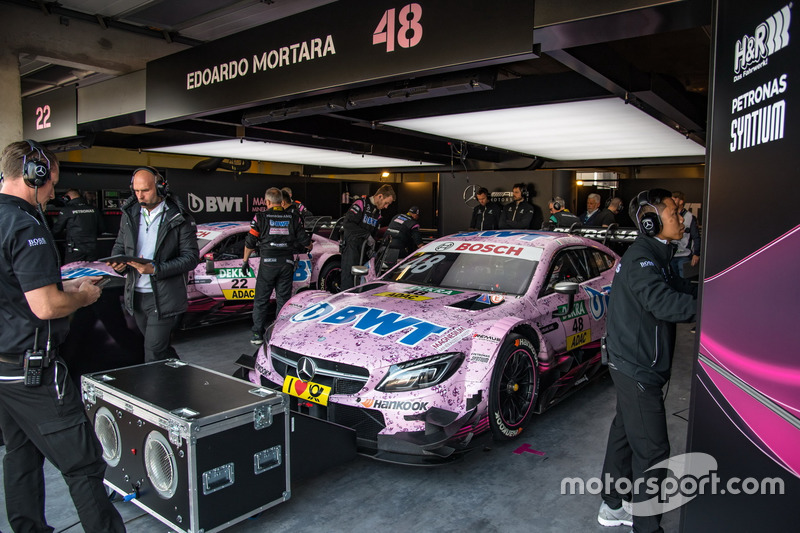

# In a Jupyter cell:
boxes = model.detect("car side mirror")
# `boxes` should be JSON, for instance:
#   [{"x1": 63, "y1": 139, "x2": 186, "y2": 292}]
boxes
[
  {"x1": 204, "y1": 253, "x2": 216, "y2": 275},
  {"x1": 351, "y1": 265, "x2": 368, "y2": 276},
  {"x1": 552, "y1": 281, "x2": 580, "y2": 317}
]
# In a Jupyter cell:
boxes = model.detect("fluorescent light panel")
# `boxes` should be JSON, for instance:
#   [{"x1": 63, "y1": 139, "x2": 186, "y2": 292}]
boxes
[
  {"x1": 385, "y1": 98, "x2": 706, "y2": 160},
  {"x1": 147, "y1": 139, "x2": 438, "y2": 169}
]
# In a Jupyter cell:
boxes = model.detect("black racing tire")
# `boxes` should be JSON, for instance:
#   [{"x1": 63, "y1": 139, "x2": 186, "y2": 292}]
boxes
[
  {"x1": 319, "y1": 259, "x2": 342, "y2": 293},
  {"x1": 488, "y1": 334, "x2": 539, "y2": 441}
]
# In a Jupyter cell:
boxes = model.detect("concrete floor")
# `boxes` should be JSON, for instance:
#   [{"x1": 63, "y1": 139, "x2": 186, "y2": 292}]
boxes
[{"x1": 0, "y1": 320, "x2": 697, "y2": 533}]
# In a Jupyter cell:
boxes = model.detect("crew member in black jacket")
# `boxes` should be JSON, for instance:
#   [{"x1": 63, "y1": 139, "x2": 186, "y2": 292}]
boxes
[
  {"x1": 52, "y1": 188, "x2": 102, "y2": 262},
  {"x1": 383, "y1": 205, "x2": 422, "y2": 268},
  {"x1": 244, "y1": 187, "x2": 312, "y2": 345},
  {"x1": 339, "y1": 184, "x2": 395, "y2": 290},
  {"x1": 499, "y1": 183, "x2": 535, "y2": 229},
  {"x1": 108, "y1": 166, "x2": 198, "y2": 362},
  {"x1": 597, "y1": 189, "x2": 697, "y2": 533},
  {"x1": 469, "y1": 187, "x2": 501, "y2": 230}
]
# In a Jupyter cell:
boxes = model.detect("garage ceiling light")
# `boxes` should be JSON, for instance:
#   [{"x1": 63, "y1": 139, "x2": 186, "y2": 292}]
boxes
[
  {"x1": 385, "y1": 98, "x2": 706, "y2": 161},
  {"x1": 148, "y1": 139, "x2": 439, "y2": 169}
]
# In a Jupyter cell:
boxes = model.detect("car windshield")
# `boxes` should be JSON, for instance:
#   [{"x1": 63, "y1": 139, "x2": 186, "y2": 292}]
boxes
[
  {"x1": 197, "y1": 236, "x2": 215, "y2": 250},
  {"x1": 384, "y1": 251, "x2": 538, "y2": 295}
]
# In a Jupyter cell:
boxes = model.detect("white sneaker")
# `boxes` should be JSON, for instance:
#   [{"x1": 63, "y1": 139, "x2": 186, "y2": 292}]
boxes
[{"x1": 597, "y1": 501, "x2": 633, "y2": 527}]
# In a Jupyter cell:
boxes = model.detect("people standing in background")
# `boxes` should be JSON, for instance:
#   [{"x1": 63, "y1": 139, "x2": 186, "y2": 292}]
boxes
[
  {"x1": 670, "y1": 191, "x2": 701, "y2": 278},
  {"x1": 243, "y1": 187, "x2": 311, "y2": 345},
  {"x1": 581, "y1": 193, "x2": 602, "y2": 226},
  {"x1": 53, "y1": 188, "x2": 102, "y2": 262},
  {"x1": 499, "y1": 183, "x2": 535, "y2": 229},
  {"x1": 589, "y1": 197, "x2": 624, "y2": 227},
  {"x1": 281, "y1": 186, "x2": 312, "y2": 218},
  {"x1": 383, "y1": 206, "x2": 423, "y2": 268},
  {"x1": 546, "y1": 197, "x2": 582, "y2": 228},
  {"x1": 469, "y1": 187, "x2": 501, "y2": 231},
  {"x1": 107, "y1": 166, "x2": 198, "y2": 362},
  {"x1": 340, "y1": 184, "x2": 395, "y2": 290}
]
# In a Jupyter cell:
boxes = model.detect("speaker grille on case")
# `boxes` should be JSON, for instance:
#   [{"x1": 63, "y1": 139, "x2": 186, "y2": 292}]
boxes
[
  {"x1": 144, "y1": 431, "x2": 179, "y2": 499},
  {"x1": 94, "y1": 407, "x2": 122, "y2": 467}
]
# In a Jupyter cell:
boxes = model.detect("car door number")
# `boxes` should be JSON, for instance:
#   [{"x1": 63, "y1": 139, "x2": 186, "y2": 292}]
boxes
[
  {"x1": 231, "y1": 278, "x2": 248, "y2": 288},
  {"x1": 572, "y1": 317, "x2": 584, "y2": 333}
]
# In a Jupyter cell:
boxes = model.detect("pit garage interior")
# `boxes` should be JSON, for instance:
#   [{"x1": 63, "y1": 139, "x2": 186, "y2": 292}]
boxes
[{"x1": 0, "y1": 0, "x2": 797, "y2": 532}]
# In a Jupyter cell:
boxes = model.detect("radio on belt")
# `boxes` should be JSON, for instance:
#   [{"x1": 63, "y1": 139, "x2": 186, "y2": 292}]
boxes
[{"x1": 82, "y1": 360, "x2": 290, "y2": 533}]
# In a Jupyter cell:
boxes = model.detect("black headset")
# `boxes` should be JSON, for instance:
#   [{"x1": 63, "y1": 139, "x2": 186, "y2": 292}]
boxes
[
  {"x1": 551, "y1": 197, "x2": 562, "y2": 211},
  {"x1": 131, "y1": 166, "x2": 169, "y2": 197},
  {"x1": 634, "y1": 189, "x2": 670, "y2": 237},
  {"x1": 22, "y1": 140, "x2": 51, "y2": 188}
]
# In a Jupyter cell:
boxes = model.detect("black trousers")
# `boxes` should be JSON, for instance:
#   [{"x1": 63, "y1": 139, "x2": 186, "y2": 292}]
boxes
[
  {"x1": 601, "y1": 368, "x2": 670, "y2": 533},
  {"x1": 132, "y1": 291, "x2": 180, "y2": 362},
  {"x1": 340, "y1": 238, "x2": 364, "y2": 290},
  {"x1": 0, "y1": 359, "x2": 125, "y2": 533},
  {"x1": 252, "y1": 260, "x2": 294, "y2": 335}
]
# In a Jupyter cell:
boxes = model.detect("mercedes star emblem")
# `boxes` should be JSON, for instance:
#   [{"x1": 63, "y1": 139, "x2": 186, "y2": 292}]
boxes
[{"x1": 296, "y1": 357, "x2": 317, "y2": 382}]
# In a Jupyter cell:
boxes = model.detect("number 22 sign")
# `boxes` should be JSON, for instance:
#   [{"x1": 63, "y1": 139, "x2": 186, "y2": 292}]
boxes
[{"x1": 373, "y1": 3, "x2": 423, "y2": 52}]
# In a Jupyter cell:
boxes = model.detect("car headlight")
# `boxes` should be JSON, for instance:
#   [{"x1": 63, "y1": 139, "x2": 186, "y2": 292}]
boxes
[{"x1": 376, "y1": 352, "x2": 464, "y2": 393}]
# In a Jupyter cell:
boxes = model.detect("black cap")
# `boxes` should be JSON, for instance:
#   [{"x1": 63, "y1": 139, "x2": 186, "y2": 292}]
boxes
[{"x1": 408, "y1": 206, "x2": 420, "y2": 214}]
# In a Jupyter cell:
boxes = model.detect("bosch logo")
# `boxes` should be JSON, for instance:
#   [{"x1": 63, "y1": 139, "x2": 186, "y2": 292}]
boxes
[
  {"x1": 296, "y1": 357, "x2": 317, "y2": 382},
  {"x1": 435, "y1": 242, "x2": 455, "y2": 251}
]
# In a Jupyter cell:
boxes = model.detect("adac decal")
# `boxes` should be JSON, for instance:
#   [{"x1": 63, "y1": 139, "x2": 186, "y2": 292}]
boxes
[
  {"x1": 217, "y1": 267, "x2": 255, "y2": 279},
  {"x1": 283, "y1": 375, "x2": 330, "y2": 406},
  {"x1": 360, "y1": 399, "x2": 429, "y2": 410},
  {"x1": 406, "y1": 286, "x2": 462, "y2": 296},
  {"x1": 555, "y1": 300, "x2": 587, "y2": 322},
  {"x1": 583, "y1": 285, "x2": 611, "y2": 320},
  {"x1": 290, "y1": 303, "x2": 446, "y2": 346},
  {"x1": 222, "y1": 288, "x2": 255, "y2": 300},
  {"x1": 566, "y1": 329, "x2": 592, "y2": 350},
  {"x1": 375, "y1": 291, "x2": 431, "y2": 301}
]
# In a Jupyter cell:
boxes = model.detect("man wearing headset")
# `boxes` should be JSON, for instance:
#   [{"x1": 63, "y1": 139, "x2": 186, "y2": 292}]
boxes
[
  {"x1": 597, "y1": 189, "x2": 697, "y2": 533},
  {"x1": 499, "y1": 182, "x2": 535, "y2": 229},
  {"x1": 0, "y1": 141, "x2": 125, "y2": 532},
  {"x1": 107, "y1": 167, "x2": 198, "y2": 362},
  {"x1": 52, "y1": 188, "x2": 103, "y2": 262},
  {"x1": 545, "y1": 196, "x2": 582, "y2": 228}
]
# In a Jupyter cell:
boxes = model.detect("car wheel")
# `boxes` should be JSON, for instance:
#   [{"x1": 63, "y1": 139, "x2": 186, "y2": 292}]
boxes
[
  {"x1": 488, "y1": 334, "x2": 539, "y2": 441},
  {"x1": 319, "y1": 259, "x2": 342, "y2": 293}
]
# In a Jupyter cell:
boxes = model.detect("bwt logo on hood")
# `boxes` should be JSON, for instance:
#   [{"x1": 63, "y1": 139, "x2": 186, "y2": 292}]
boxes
[{"x1": 188, "y1": 192, "x2": 244, "y2": 213}]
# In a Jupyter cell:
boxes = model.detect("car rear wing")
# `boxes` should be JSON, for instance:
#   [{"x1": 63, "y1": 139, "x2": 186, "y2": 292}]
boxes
[{"x1": 549, "y1": 223, "x2": 639, "y2": 245}]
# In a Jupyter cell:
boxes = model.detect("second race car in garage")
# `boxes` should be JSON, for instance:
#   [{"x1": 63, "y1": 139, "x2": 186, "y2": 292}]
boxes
[
  {"x1": 61, "y1": 220, "x2": 344, "y2": 328},
  {"x1": 245, "y1": 229, "x2": 620, "y2": 463}
]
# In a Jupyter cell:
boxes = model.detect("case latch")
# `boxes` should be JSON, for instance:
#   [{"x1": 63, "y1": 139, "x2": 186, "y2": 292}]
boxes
[
  {"x1": 168, "y1": 421, "x2": 182, "y2": 446},
  {"x1": 83, "y1": 383, "x2": 96, "y2": 404},
  {"x1": 254, "y1": 404, "x2": 273, "y2": 430}
]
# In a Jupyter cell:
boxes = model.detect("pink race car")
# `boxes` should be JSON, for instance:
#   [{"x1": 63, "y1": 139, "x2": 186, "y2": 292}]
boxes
[
  {"x1": 61, "y1": 221, "x2": 343, "y2": 328},
  {"x1": 245, "y1": 230, "x2": 619, "y2": 463}
]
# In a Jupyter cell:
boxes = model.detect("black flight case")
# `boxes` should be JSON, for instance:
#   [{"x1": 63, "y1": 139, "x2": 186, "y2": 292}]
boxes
[{"x1": 82, "y1": 360, "x2": 290, "y2": 533}]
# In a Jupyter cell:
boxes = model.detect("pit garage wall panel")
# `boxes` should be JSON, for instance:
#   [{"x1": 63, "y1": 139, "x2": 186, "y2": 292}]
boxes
[{"x1": 682, "y1": 0, "x2": 799, "y2": 530}]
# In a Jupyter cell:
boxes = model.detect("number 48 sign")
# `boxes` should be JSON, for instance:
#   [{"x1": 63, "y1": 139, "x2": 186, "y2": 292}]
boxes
[{"x1": 373, "y1": 3, "x2": 423, "y2": 52}]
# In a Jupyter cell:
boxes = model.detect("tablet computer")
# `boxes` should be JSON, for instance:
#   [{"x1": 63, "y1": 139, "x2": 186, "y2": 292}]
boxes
[{"x1": 98, "y1": 255, "x2": 153, "y2": 264}]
